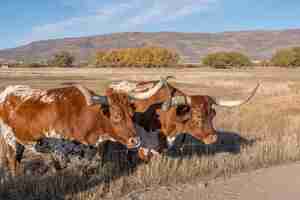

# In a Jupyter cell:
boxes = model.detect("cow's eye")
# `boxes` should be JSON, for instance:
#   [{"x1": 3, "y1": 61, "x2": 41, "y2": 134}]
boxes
[
  {"x1": 110, "y1": 107, "x2": 123, "y2": 123},
  {"x1": 176, "y1": 105, "x2": 191, "y2": 122},
  {"x1": 111, "y1": 111, "x2": 122, "y2": 122},
  {"x1": 176, "y1": 105, "x2": 190, "y2": 116}
]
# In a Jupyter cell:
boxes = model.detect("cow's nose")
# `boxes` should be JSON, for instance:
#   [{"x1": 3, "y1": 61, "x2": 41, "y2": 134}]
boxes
[
  {"x1": 127, "y1": 136, "x2": 141, "y2": 149},
  {"x1": 203, "y1": 134, "x2": 218, "y2": 145},
  {"x1": 138, "y1": 148, "x2": 161, "y2": 162}
]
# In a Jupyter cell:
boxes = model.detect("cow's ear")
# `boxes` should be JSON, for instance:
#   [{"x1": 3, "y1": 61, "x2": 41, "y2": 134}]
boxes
[{"x1": 156, "y1": 109, "x2": 161, "y2": 114}]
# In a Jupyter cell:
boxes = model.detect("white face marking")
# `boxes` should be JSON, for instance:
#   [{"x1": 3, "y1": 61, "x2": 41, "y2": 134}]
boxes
[
  {"x1": 167, "y1": 136, "x2": 176, "y2": 148},
  {"x1": 0, "y1": 85, "x2": 55, "y2": 104}
]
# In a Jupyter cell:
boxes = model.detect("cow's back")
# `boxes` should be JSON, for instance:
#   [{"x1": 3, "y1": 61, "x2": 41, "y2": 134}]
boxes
[{"x1": 0, "y1": 85, "x2": 89, "y2": 144}]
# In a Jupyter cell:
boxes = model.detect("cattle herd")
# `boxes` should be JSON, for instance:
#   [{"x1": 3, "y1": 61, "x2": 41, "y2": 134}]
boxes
[{"x1": 0, "y1": 77, "x2": 259, "y2": 176}]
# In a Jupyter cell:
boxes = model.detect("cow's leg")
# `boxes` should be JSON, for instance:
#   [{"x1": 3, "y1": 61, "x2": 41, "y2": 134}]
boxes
[
  {"x1": 6, "y1": 142, "x2": 25, "y2": 176},
  {"x1": 16, "y1": 142, "x2": 25, "y2": 163},
  {"x1": 2, "y1": 142, "x2": 25, "y2": 176},
  {"x1": 0, "y1": 136, "x2": 23, "y2": 176},
  {"x1": 0, "y1": 119, "x2": 26, "y2": 176},
  {"x1": 0, "y1": 134, "x2": 10, "y2": 176},
  {"x1": 4, "y1": 145, "x2": 18, "y2": 176},
  {"x1": 6, "y1": 145, "x2": 18, "y2": 176}
]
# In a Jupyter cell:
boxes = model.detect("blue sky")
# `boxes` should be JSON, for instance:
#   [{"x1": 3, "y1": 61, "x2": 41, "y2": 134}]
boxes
[{"x1": 1, "y1": 0, "x2": 300, "y2": 50}]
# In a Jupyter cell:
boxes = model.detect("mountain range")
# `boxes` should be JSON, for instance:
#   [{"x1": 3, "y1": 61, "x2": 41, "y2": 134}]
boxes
[{"x1": 1, "y1": 29, "x2": 300, "y2": 63}]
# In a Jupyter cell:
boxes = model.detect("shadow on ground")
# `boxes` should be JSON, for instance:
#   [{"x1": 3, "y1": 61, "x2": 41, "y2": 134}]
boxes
[
  {"x1": 0, "y1": 142, "x2": 142, "y2": 200},
  {"x1": 0, "y1": 131, "x2": 256, "y2": 199},
  {"x1": 165, "y1": 130, "x2": 256, "y2": 158}
]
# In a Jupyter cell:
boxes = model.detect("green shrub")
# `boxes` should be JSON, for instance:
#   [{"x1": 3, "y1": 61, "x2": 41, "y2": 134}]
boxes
[
  {"x1": 292, "y1": 47, "x2": 300, "y2": 66},
  {"x1": 271, "y1": 47, "x2": 300, "y2": 67},
  {"x1": 48, "y1": 51, "x2": 75, "y2": 67},
  {"x1": 202, "y1": 52, "x2": 251, "y2": 68},
  {"x1": 271, "y1": 49, "x2": 296, "y2": 67}
]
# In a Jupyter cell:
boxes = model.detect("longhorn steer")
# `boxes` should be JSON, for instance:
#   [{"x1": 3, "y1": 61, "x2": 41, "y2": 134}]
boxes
[
  {"x1": 109, "y1": 77, "x2": 259, "y2": 160},
  {"x1": 0, "y1": 84, "x2": 139, "y2": 175}
]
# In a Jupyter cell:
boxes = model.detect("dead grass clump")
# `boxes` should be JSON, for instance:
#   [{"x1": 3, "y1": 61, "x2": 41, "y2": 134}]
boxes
[{"x1": 118, "y1": 101, "x2": 300, "y2": 195}]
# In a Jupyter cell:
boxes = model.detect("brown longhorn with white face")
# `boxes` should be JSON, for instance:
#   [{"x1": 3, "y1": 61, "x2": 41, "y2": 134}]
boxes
[
  {"x1": 159, "y1": 83, "x2": 259, "y2": 145},
  {"x1": 111, "y1": 78, "x2": 260, "y2": 160},
  {"x1": 0, "y1": 85, "x2": 140, "y2": 175}
]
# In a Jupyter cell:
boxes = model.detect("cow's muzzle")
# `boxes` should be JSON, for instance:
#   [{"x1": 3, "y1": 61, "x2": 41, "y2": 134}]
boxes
[
  {"x1": 202, "y1": 134, "x2": 218, "y2": 145},
  {"x1": 127, "y1": 136, "x2": 141, "y2": 149},
  {"x1": 138, "y1": 148, "x2": 160, "y2": 162}
]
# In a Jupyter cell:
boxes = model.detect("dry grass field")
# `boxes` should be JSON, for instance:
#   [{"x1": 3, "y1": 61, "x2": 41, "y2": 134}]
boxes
[{"x1": 1, "y1": 67, "x2": 300, "y2": 199}]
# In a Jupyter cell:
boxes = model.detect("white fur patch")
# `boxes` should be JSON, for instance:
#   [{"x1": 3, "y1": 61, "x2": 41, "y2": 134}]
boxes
[
  {"x1": 95, "y1": 134, "x2": 116, "y2": 145},
  {"x1": 0, "y1": 119, "x2": 16, "y2": 150},
  {"x1": 44, "y1": 129, "x2": 63, "y2": 139},
  {"x1": 167, "y1": 136, "x2": 176, "y2": 148},
  {"x1": 0, "y1": 85, "x2": 55, "y2": 104},
  {"x1": 140, "y1": 147, "x2": 160, "y2": 157}
]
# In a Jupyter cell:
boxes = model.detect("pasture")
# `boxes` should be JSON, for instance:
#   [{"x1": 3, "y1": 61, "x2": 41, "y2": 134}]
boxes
[{"x1": 1, "y1": 67, "x2": 300, "y2": 199}]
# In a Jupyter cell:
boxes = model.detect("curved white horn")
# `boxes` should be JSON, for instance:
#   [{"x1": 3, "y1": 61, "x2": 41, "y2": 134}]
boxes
[
  {"x1": 214, "y1": 83, "x2": 260, "y2": 107},
  {"x1": 128, "y1": 76, "x2": 174, "y2": 100},
  {"x1": 161, "y1": 96, "x2": 191, "y2": 111}
]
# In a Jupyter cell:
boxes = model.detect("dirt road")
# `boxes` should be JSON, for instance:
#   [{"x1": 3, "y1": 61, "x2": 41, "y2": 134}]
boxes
[{"x1": 123, "y1": 162, "x2": 300, "y2": 200}]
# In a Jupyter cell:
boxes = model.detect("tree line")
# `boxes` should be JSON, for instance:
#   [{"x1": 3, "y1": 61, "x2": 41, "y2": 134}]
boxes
[{"x1": 10, "y1": 46, "x2": 300, "y2": 68}]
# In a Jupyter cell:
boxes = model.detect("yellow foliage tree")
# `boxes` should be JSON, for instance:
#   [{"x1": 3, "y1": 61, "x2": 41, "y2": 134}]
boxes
[{"x1": 95, "y1": 47, "x2": 179, "y2": 67}]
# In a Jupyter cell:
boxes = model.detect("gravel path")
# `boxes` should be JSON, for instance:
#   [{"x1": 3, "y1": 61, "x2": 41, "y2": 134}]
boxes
[{"x1": 122, "y1": 162, "x2": 300, "y2": 200}]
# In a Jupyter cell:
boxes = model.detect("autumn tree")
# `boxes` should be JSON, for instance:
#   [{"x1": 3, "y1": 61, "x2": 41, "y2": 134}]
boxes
[
  {"x1": 48, "y1": 51, "x2": 75, "y2": 67},
  {"x1": 95, "y1": 47, "x2": 179, "y2": 67}
]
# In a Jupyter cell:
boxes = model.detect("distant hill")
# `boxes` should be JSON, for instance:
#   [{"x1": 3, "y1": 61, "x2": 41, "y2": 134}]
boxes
[{"x1": 1, "y1": 29, "x2": 300, "y2": 63}]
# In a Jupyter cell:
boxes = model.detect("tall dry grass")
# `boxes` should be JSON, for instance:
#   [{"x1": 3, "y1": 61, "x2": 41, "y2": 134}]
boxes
[
  {"x1": 1, "y1": 67, "x2": 300, "y2": 199},
  {"x1": 1, "y1": 97, "x2": 300, "y2": 199}
]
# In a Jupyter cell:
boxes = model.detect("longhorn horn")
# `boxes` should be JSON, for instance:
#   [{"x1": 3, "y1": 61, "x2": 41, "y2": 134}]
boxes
[
  {"x1": 128, "y1": 76, "x2": 175, "y2": 100},
  {"x1": 161, "y1": 96, "x2": 191, "y2": 111},
  {"x1": 214, "y1": 83, "x2": 260, "y2": 107}
]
